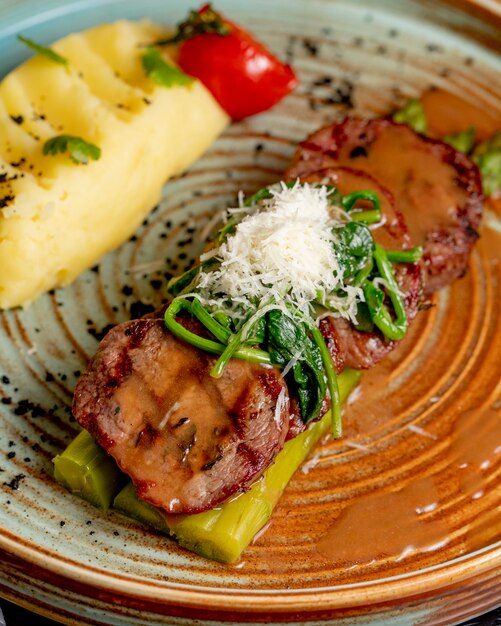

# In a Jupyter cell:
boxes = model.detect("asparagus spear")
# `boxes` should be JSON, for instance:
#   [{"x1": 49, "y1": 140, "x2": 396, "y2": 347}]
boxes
[
  {"x1": 114, "y1": 481, "x2": 170, "y2": 534},
  {"x1": 53, "y1": 429, "x2": 124, "y2": 510}
]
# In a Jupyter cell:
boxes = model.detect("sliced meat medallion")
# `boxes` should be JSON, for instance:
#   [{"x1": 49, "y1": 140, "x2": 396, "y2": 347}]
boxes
[
  {"x1": 72, "y1": 317, "x2": 290, "y2": 514},
  {"x1": 286, "y1": 118, "x2": 483, "y2": 293}
]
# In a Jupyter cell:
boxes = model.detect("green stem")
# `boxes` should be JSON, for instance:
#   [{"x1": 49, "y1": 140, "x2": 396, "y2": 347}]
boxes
[
  {"x1": 164, "y1": 299, "x2": 272, "y2": 365},
  {"x1": 304, "y1": 318, "x2": 342, "y2": 438},
  {"x1": 352, "y1": 256, "x2": 374, "y2": 287},
  {"x1": 342, "y1": 190, "x2": 382, "y2": 224},
  {"x1": 191, "y1": 298, "x2": 231, "y2": 343},
  {"x1": 210, "y1": 327, "x2": 245, "y2": 378},
  {"x1": 364, "y1": 245, "x2": 408, "y2": 341},
  {"x1": 210, "y1": 305, "x2": 272, "y2": 378},
  {"x1": 374, "y1": 244, "x2": 407, "y2": 326},
  {"x1": 385, "y1": 246, "x2": 423, "y2": 264}
]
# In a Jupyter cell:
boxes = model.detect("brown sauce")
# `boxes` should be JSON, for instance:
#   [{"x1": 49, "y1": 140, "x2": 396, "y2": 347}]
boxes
[
  {"x1": 263, "y1": 90, "x2": 501, "y2": 573},
  {"x1": 336, "y1": 122, "x2": 472, "y2": 246},
  {"x1": 316, "y1": 477, "x2": 451, "y2": 567},
  {"x1": 421, "y1": 88, "x2": 500, "y2": 140}
]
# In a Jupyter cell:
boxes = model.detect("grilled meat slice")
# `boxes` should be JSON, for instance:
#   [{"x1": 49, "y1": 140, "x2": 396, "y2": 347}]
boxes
[
  {"x1": 286, "y1": 117, "x2": 483, "y2": 293},
  {"x1": 72, "y1": 316, "x2": 289, "y2": 514}
]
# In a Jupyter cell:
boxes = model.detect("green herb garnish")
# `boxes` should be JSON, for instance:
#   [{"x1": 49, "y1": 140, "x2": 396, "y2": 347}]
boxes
[
  {"x1": 17, "y1": 34, "x2": 68, "y2": 67},
  {"x1": 443, "y1": 126, "x2": 476, "y2": 154},
  {"x1": 142, "y1": 48, "x2": 193, "y2": 88},
  {"x1": 473, "y1": 132, "x2": 501, "y2": 197},
  {"x1": 43, "y1": 135, "x2": 101, "y2": 165},
  {"x1": 154, "y1": 4, "x2": 230, "y2": 46},
  {"x1": 393, "y1": 98, "x2": 428, "y2": 135}
]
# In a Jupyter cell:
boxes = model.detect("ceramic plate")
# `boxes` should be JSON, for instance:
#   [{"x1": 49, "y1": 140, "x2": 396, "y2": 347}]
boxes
[{"x1": 1, "y1": 0, "x2": 500, "y2": 624}]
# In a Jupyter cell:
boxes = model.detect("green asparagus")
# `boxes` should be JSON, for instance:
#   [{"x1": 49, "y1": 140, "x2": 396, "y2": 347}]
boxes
[{"x1": 53, "y1": 429, "x2": 124, "y2": 510}]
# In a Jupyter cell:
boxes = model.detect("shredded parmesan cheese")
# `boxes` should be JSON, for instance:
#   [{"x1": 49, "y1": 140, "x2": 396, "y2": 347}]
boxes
[{"x1": 194, "y1": 182, "x2": 365, "y2": 325}]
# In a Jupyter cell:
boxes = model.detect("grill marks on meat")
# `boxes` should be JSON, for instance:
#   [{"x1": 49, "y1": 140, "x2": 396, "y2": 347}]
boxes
[
  {"x1": 286, "y1": 117, "x2": 483, "y2": 293},
  {"x1": 72, "y1": 318, "x2": 289, "y2": 514}
]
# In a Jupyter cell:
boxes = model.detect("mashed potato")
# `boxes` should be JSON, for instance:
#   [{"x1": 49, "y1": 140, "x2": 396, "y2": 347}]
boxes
[{"x1": 0, "y1": 20, "x2": 229, "y2": 308}]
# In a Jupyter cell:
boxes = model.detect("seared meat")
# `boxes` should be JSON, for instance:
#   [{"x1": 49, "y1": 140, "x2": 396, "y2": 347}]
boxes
[
  {"x1": 72, "y1": 317, "x2": 289, "y2": 514},
  {"x1": 299, "y1": 166, "x2": 411, "y2": 250},
  {"x1": 286, "y1": 118, "x2": 483, "y2": 293}
]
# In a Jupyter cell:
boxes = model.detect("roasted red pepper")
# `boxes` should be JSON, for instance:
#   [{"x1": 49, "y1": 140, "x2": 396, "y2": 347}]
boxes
[{"x1": 158, "y1": 4, "x2": 297, "y2": 120}]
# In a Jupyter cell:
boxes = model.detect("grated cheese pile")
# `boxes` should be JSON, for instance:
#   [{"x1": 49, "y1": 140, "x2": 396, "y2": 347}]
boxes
[{"x1": 195, "y1": 182, "x2": 365, "y2": 324}]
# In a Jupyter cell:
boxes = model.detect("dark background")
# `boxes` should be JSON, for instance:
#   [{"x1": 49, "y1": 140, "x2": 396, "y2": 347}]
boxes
[{"x1": 1, "y1": 600, "x2": 500, "y2": 626}]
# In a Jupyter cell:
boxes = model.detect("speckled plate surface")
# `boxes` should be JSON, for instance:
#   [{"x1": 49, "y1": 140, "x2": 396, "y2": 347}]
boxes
[{"x1": 1, "y1": 0, "x2": 500, "y2": 624}]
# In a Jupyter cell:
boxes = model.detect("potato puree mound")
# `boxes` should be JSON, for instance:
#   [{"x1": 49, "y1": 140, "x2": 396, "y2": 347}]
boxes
[{"x1": 0, "y1": 20, "x2": 229, "y2": 309}]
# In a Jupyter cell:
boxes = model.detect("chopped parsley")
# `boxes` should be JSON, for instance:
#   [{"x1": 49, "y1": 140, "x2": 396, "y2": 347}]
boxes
[
  {"x1": 43, "y1": 135, "x2": 101, "y2": 165},
  {"x1": 17, "y1": 35, "x2": 68, "y2": 67},
  {"x1": 142, "y1": 48, "x2": 193, "y2": 88}
]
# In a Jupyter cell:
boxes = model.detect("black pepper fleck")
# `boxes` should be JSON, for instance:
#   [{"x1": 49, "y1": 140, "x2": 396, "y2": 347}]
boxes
[
  {"x1": 313, "y1": 76, "x2": 332, "y2": 87},
  {"x1": 10, "y1": 114, "x2": 24, "y2": 125},
  {"x1": 4, "y1": 473, "x2": 25, "y2": 490},
  {"x1": 88, "y1": 323, "x2": 115, "y2": 342},
  {"x1": 426, "y1": 43, "x2": 444, "y2": 53},
  {"x1": 7, "y1": 451, "x2": 15, "y2": 459},
  {"x1": 129, "y1": 301, "x2": 155, "y2": 318},
  {"x1": 0, "y1": 195, "x2": 14, "y2": 209},
  {"x1": 302, "y1": 39, "x2": 318, "y2": 56}
]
